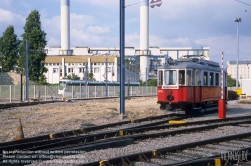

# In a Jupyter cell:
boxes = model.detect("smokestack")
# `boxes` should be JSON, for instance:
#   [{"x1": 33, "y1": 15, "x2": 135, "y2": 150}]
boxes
[
  {"x1": 140, "y1": 0, "x2": 150, "y2": 81},
  {"x1": 60, "y1": 0, "x2": 71, "y2": 55}
]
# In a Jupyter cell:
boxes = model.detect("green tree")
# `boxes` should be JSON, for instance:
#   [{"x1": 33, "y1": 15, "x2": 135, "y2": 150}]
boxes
[
  {"x1": 18, "y1": 10, "x2": 47, "y2": 82},
  {"x1": 66, "y1": 73, "x2": 80, "y2": 80},
  {"x1": 0, "y1": 25, "x2": 20, "y2": 72},
  {"x1": 227, "y1": 75, "x2": 237, "y2": 87},
  {"x1": 88, "y1": 72, "x2": 96, "y2": 81},
  {"x1": 147, "y1": 79, "x2": 157, "y2": 86}
]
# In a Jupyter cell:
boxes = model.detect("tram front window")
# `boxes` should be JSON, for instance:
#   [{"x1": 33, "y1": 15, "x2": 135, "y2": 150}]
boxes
[
  {"x1": 165, "y1": 70, "x2": 177, "y2": 85},
  {"x1": 59, "y1": 81, "x2": 66, "y2": 90}
]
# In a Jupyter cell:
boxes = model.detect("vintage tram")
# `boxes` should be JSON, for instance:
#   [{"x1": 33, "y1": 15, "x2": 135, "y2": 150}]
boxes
[{"x1": 157, "y1": 55, "x2": 227, "y2": 114}]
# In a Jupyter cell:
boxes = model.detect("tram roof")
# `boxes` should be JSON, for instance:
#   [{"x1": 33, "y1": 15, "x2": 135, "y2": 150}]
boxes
[{"x1": 158, "y1": 61, "x2": 221, "y2": 72}]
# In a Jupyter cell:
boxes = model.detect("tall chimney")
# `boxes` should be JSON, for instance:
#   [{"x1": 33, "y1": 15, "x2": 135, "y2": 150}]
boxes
[
  {"x1": 60, "y1": 0, "x2": 71, "y2": 55},
  {"x1": 140, "y1": 0, "x2": 150, "y2": 82}
]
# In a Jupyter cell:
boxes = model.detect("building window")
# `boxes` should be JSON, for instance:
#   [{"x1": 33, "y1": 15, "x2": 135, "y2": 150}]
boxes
[
  {"x1": 53, "y1": 68, "x2": 58, "y2": 73},
  {"x1": 94, "y1": 67, "x2": 99, "y2": 73},
  {"x1": 79, "y1": 68, "x2": 84, "y2": 73},
  {"x1": 68, "y1": 68, "x2": 73, "y2": 73}
]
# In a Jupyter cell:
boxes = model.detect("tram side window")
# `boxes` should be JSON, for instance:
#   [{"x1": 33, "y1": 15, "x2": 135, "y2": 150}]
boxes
[
  {"x1": 186, "y1": 70, "x2": 193, "y2": 86},
  {"x1": 195, "y1": 70, "x2": 201, "y2": 85},
  {"x1": 165, "y1": 70, "x2": 177, "y2": 85},
  {"x1": 204, "y1": 72, "x2": 208, "y2": 86},
  {"x1": 210, "y1": 72, "x2": 214, "y2": 86},
  {"x1": 215, "y1": 73, "x2": 219, "y2": 86},
  {"x1": 158, "y1": 70, "x2": 163, "y2": 86},
  {"x1": 179, "y1": 70, "x2": 185, "y2": 85}
]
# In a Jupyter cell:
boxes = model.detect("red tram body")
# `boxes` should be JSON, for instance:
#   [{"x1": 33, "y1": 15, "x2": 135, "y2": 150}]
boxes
[{"x1": 157, "y1": 55, "x2": 227, "y2": 114}]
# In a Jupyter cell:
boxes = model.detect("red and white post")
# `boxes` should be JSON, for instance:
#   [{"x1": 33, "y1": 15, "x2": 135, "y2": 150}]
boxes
[{"x1": 218, "y1": 52, "x2": 226, "y2": 118}]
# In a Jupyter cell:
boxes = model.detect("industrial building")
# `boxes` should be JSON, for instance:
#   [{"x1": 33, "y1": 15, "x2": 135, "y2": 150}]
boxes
[{"x1": 43, "y1": 0, "x2": 210, "y2": 84}]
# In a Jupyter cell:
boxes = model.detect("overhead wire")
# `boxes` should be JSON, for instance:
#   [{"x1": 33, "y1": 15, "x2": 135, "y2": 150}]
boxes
[
  {"x1": 235, "y1": 0, "x2": 251, "y2": 7},
  {"x1": 125, "y1": 0, "x2": 147, "y2": 8}
]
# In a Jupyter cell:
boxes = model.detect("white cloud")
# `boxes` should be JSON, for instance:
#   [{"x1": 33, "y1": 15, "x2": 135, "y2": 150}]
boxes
[
  {"x1": 87, "y1": 26, "x2": 110, "y2": 34},
  {"x1": 71, "y1": 13, "x2": 96, "y2": 29},
  {"x1": 0, "y1": 8, "x2": 24, "y2": 24},
  {"x1": 195, "y1": 35, "x2": 251, "y2": 63}
]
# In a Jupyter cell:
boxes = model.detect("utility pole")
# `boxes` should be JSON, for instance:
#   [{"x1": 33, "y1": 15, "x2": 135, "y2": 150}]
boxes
[
  {"x1": 120, "y1": 0, "x2": 126, "y2": 119},
  {"x1": 234, "y1": 18, "x2": 242, "y2": 88},
  {"x1": 106, "y1": 58, "x2": 108, "y2": 97},
  {"x1": 25, "y1": 40, "x2": 29, "y2": 101}
]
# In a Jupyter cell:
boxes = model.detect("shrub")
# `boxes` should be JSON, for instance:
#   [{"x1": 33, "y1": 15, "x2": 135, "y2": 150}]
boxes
[{"x1": 228, "y1": 90, "x2": 238, "y2": 100}]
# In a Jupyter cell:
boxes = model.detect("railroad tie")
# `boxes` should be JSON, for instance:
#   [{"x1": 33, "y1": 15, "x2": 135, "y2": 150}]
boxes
[{"x1": 15, "y1": 117, "x2": 24, "y2": 140}]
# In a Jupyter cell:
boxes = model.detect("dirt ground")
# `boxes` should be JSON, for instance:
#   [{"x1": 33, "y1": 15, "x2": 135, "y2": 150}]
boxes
[{"x1": 0, "y1": 97, "x2": 160, "y2": 142}]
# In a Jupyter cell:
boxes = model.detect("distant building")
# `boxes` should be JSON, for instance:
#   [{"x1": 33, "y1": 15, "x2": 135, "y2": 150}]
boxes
[
  {"x1": 44, "y1": 55, "x2": 139, "y2": 84},
  {"x1": 44, "y1": 46, "x2": 210, "y2": 84},
  {"x1": 227, "y1": 60, "x2": 251, "y2": 86}
]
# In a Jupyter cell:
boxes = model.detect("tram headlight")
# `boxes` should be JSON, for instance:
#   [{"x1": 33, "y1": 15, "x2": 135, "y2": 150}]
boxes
[{"x1": 167, "y1": 95, "x2": 174, "y2": 101}]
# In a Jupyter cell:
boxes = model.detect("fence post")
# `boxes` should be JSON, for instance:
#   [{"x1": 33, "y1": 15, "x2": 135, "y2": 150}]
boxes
[
  {"x1": 95, "y1": 86, "x2": 96, "y2": 98},
  {"x1": 108, "y1": 86, "x2": 109, "y2": 97},
  {"x1": 88, "y1": 86, "x2": 89, "y2": 98},
  {"x1": 14, "y1": 86, "x2": 15, "y2": 100},
  {"x1": 72, "y1": 86, "x2": 74, "y2": 99},
  {"x1": 102, "y1": 86, "x2": 103, "y2": 97},
  {"x1": 142, "y1": 86, "x2": 143, "y2": 96},
  {"x1": 80, "y1": 83, "x2": 82, "y2": 98},
  {"x1": 10, "y1": 85, "x2": 12, "y2": 103},
  {"x1": 34, "y1": 85, "x2": 36, "y2": 99},
  {"x1": 23, "y1": 85, "x2": 25, "y2": 101},
  {"x1": 45, "y1": 86, "x2": 47, "y2": 101}
]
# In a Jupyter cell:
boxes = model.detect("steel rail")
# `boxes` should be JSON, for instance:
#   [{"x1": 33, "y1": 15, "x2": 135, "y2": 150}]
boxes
[
  {"x1": 0, "y1": 113, "x2": 184, "y2": 149},
  {"x1": 79, "y1": 132, "x2": 251, "y2": 166},
  {"x1": 2, "y1": 117, "x2": 251, "y2": 165}
]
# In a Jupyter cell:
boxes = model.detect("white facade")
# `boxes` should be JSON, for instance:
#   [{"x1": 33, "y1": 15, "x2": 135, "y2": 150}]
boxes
[
  {"x1": 44, "y1": 56, "x2": 139, "y2": 84},
  {"x1": 227, "y1": 60, "x2": 251, "y2": 86}
]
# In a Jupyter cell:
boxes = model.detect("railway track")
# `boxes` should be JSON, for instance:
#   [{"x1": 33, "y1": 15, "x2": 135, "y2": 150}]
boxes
[
  {"x1": 0, "y1": 113, "x2": 185, "y2": 147},
  {"x1": 0, "y1": 95, "x2": 156, "y2": 110},
  {"x1": 80, "y1": 132, "x2": 251, "y2": 166},
  {"x1": 1, "y1": 115, "x2": 251, "y2": 165},
  {"x1": 0, "y1": 100, "x2": 64, "y2": 109}
]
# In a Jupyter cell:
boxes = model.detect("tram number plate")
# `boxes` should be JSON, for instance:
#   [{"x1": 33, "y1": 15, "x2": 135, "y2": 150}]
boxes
[{"x1": 162, "y1": 86, "x2": 179, "y2": 89}]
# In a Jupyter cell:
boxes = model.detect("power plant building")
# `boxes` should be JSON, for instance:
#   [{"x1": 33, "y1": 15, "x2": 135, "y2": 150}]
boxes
[{"x1": 43, "y1": 0, "x2": 210, "y2": 84}]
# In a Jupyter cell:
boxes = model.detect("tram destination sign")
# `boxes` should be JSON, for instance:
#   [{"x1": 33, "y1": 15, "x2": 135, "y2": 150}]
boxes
[{"x1": 150, "y1": 0, "x2": 162, "y2": 8}]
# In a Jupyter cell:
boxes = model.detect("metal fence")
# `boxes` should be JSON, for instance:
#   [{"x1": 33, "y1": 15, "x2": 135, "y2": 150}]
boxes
[{"x1": 0, "y1": 85, "x2": 157, "y2": 103}]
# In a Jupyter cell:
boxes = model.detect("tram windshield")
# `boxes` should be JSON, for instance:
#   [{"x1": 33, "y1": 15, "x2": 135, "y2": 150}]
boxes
[
  {"x1": 165, "y1": 70, "x2": 177, "y2": 85},
  {"x1": 59, "y1": 81, "x2": 66, "y2": 90}
]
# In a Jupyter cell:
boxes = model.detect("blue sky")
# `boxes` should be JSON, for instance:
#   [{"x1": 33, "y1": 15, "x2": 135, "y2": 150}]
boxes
[{"x1": 0, "y1": 0, "x2": 250, "y2": 65}]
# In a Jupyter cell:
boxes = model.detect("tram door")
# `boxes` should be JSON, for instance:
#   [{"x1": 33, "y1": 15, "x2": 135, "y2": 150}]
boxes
[
  {"x1": 186, "y1": 70, "x2": 194, "y2": 102},
  {"x1": 194, "y1": 70, "x2": 201, "y2": 103}
]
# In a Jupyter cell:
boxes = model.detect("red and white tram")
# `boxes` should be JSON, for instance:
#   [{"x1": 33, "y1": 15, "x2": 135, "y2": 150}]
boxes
[{"x1": 157, "y1": 55, "x2": 227, "y2": 114}]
